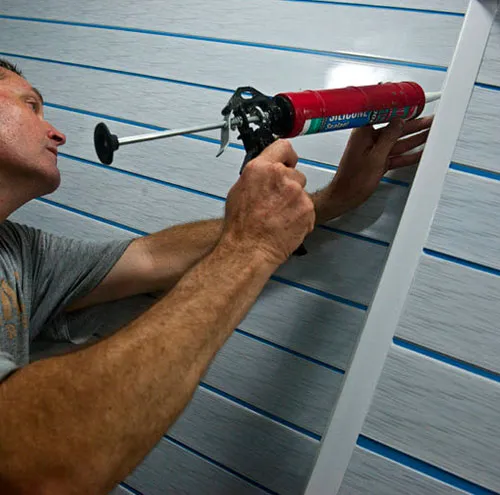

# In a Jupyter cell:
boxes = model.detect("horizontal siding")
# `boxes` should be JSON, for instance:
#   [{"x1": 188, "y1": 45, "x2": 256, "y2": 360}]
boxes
[
  {"x1": 125, "y1": 437, "x2": 266, "y2": 495},
  {"x1": 362, "y1": 345, "x2": 500, "y2": 493},
  {"x1": 339, "y1": 446, "x2": 467, "y2": 495},
  {"x1": 477, "y1": 9, "x2": 500, "y2": 87},
  {"x1": 289, "y1": 0, "x2": 467, "y2": 13},
  {"x1": 396, "y1": 253, "x2": 500, "y2": 375},
  {"x1": 169, "y1": 386, "x2": 319, "y2": 494},
  {"x1": 454, "y1": 86, "x2": 500, "y2": 174},
  {"x1": 426, "y1": 169, "x2": 500, "y2": 270},
  {"x1": 205, "y1": 331, "x2": 343, "y2": 435},
  {"x1": 239, "y1": 280, "x2": 362, "y2": 370},
  {"x1": 0, "y1": 0, "x2": 462, "y2": 66},
  {"x1": 9, "y1": 200, "x2": 136, "y2": 241},
  {"x1": 0, "y1": 18, "x2": 447, "y2": 95},
  {"x1": 0, "y1": 2, "x2": 463, "y2": 492}
]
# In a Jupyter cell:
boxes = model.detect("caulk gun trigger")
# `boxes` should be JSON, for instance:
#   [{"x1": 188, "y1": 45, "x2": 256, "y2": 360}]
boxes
[{"x1": 216, "y1": 113, "x2": 231, "y2": 157}]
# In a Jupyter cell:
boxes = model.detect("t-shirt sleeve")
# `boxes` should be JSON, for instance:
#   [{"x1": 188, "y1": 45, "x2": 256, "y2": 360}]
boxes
[
  {"x1": 0, "y1": 351, "x2": 19, "y2": 382},
  {"x1": 13, "y1": 222, "x2": 134, "y2": 341}
]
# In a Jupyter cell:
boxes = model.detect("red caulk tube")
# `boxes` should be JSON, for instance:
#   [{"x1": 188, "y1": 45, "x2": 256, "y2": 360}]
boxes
[{"x1": 270, "y1": 82, "x2": 426, "y2": 137}]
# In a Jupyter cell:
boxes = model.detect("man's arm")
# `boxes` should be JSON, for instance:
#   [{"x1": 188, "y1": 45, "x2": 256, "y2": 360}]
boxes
[
  {"x1": 69, "y1": 115, "x2": 433, "y2": 312},
  {"x1": 68, "y1": 197, "x2": 321, "y2": 311},
  {"x1": 0, "y1": 141, "x2": 314, "y2": 495}
]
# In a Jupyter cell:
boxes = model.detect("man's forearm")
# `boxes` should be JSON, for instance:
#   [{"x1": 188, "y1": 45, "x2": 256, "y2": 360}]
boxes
[
  {"x1": 141, "y1": 188, "x2": 340, "y2": 291},
  {"x1": 0, "y1": 240, "x2": 276, "y2": 495},
  {"x1": 140, "y1": 218, "x2": 224, "y2": 291}
]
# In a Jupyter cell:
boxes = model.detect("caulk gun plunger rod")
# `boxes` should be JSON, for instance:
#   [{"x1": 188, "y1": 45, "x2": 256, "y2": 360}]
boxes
[{"x1": 119, "y1": 121, "x2": 227, "y2": 146}]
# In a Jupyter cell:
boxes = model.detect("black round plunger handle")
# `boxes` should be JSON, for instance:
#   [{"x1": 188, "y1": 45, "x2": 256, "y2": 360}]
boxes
[{"x1": 94, "y1": 122, "x2": 119, "y2": 165}]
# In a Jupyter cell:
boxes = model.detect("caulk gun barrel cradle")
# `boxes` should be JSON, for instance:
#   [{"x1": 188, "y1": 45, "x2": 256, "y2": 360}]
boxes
[{"x1": 94, "y1": 81, "x2": 440, "y2": 255}]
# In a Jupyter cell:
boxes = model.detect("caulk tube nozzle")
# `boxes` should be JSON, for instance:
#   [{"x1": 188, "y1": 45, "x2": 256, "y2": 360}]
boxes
[{"x1": 425, "y1": 91, "x2": 442, "y2": 103}]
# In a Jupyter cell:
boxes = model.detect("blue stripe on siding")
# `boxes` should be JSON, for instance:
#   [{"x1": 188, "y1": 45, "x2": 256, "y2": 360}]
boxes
[
  {"x1": 318, "y1": 225, "x2": 390, "y2": 247},
  {"x1": 357, "y1": 436, "x2": 499, "y2": 494},
  {"x1": 119, "y1": 483, "x2": 143, "y2": 495},
  {"x1": 423, "y1": 249, "x2": 500, "y2": 277},
  {"x1": 35, "y1": 197, "x2": 148, "y2": 236},
  {"x1": 450, "y1": 163, "x2": 500, "y2": 182},
  {"x1": 235, "y1": 328, "x2": 345, "y2": 375},
  {"x1": 270, "y1": 275, "x2": 368, "y2": 310},
  {"x1": 165, "y1": 436, "x2": 278, "y2": 495},
  {"x1": 59, "y1": 152, "x2": 227, "y2": 202},
  {"x1": 393, "y1": 337, "x2": 500, "y2": 384},
  {"x1": 283, "y1": 0, "x2": 465, "y2": 17},
  {"x1": 0, "y1": 16, "x2": 448, "y2": 72},
  {"x1": 199, "y1": 382, "x2": 322, "y2": 441},
  {"x1": 0, "y1": 51, "x2": 232, "y2": 94},
  {"x1": 475, "y1": 81, "x2": 500, "y2": 92}
]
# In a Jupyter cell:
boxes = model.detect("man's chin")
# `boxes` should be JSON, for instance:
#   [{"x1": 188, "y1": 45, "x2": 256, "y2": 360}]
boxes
[{"x1": 34, "y1": 168, "x2": 61, "y2": 197}]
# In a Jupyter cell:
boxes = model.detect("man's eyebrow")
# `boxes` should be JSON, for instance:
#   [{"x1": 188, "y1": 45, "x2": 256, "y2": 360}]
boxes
[{"x1": 32, "y1": 87, "x2": 44, "y2": 105}]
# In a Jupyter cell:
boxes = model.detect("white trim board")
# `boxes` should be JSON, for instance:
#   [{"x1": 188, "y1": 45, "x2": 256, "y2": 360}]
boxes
[{"x1": 304, "y1": 1, "x2": 499, "y2": 494}]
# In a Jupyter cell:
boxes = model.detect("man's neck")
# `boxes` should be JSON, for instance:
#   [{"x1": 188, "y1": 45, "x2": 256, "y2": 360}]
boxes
[{"x1": 0, "y1": 176, "x2": 35, "y2": 223}]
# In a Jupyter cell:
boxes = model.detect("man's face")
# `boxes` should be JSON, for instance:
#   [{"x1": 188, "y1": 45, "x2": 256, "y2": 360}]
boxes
[{"x1": 0, "y1": 69, "x2": 66, "y2": 196}]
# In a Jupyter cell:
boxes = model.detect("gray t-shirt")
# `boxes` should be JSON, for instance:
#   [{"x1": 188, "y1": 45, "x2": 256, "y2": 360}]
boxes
[{"x1": 0, "y1": 220, "x2": 132, "y2": 382}]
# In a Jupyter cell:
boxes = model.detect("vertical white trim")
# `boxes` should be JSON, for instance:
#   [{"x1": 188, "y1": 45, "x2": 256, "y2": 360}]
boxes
[{"x1": 304, "y1": 1, "x2": 499, "y2": 494}]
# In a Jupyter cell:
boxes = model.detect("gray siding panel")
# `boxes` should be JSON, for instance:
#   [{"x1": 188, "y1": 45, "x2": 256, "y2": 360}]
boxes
[
  {"x1": 302, "y1": 0, "x2": 467, "y2": 12},
  {"x1": 0, "y1": 0, "x2": 462, "y2": 66},
  {"x1": 0, "y1": 18, "x2": 447, "y2": 95},
  {"x1": 240, "y1": 280, "x2": 363, "y2": 371},
  {"x1": 339, "y1": 447, "x2": 467, "y2": 495},
  {"x1": 426, "y1": 170, "x2": 500, "y2": 270},
  {"x1": 477, "y1": 10, "x2": 500, "y2": 87},
  {"x1": 362, "y1": 345, "x2": 500, "y2": 492},
  {"x1": 397, "y1": 254, "x2": 500, "y2": 374},
  {"x1": 205, "y1": 331, "x2": 343, "y2": 435},
  {"x1": 170, "y1": 387, "x2": 319, "y2": 495},
  {"x1": 125, "y1": 437, "x2": 266, "y2": 495},
  {"x1": 10, "y1": 200, "x2": 136, "y2": 241},
  {"x1": 454, "y1": 86, "x2": 500, "y2": 174}
]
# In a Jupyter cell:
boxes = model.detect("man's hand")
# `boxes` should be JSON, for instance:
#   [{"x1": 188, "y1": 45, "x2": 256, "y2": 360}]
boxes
[
  {"x1": 222, "y1": 140, "x2": 315, "y2": 266},
  {"x1": 313, "y1": 116, "x2": 433, "y2": 224}
]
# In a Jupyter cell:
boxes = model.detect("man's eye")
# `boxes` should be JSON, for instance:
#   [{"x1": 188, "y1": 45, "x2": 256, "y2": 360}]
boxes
[{"x1": 27, "y1": 100, "x2": 38, "y2": 112}]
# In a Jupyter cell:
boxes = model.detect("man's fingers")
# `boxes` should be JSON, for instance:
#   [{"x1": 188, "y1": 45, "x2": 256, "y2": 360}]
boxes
[
  {"x1": 260, "y1": 139, "x2": 299, "y2": 168},
  {"x1": 373, "y1": 118, "x2": 405, "y2": 157},
  {"x1": 390, "y1": 129, "x2": 429, "y2": 156},
  {"x1": 284, "y1": 167, "x2": 307, "y2": 188},
  {"x1": 399, "y1": 115, "x2": 434, "y2": 138},
  {"x1": 347, "y1": 125, "x2": 376, "y2": 150},
  {"x1": 388, "y1": 150, "x2": 423, "y2": 169}
]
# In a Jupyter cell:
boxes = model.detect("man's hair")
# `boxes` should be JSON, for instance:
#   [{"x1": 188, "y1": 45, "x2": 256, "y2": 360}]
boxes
[{"x1": 0, "y1": 58, "x2": 24, "y2": 79}]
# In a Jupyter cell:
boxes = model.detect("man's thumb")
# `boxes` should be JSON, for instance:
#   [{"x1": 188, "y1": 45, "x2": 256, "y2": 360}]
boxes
[{"x1": 375, "y1": 118, "x2": 405, "y2": 157}]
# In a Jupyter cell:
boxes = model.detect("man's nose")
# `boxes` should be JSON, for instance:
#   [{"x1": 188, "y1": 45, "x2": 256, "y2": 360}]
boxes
[{"x1": 48, "y1": 126, "x2": 67, "y2": 146}]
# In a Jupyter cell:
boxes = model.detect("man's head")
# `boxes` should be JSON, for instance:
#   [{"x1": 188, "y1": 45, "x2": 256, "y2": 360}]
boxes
[{"x1": 0, "y1": 58, "x2": 66, "y2": 214}]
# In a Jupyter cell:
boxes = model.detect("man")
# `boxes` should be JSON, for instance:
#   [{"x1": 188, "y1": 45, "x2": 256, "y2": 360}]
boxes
[{"x1": 0, "y1": 58, "x2": 431, "y2": 494}]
